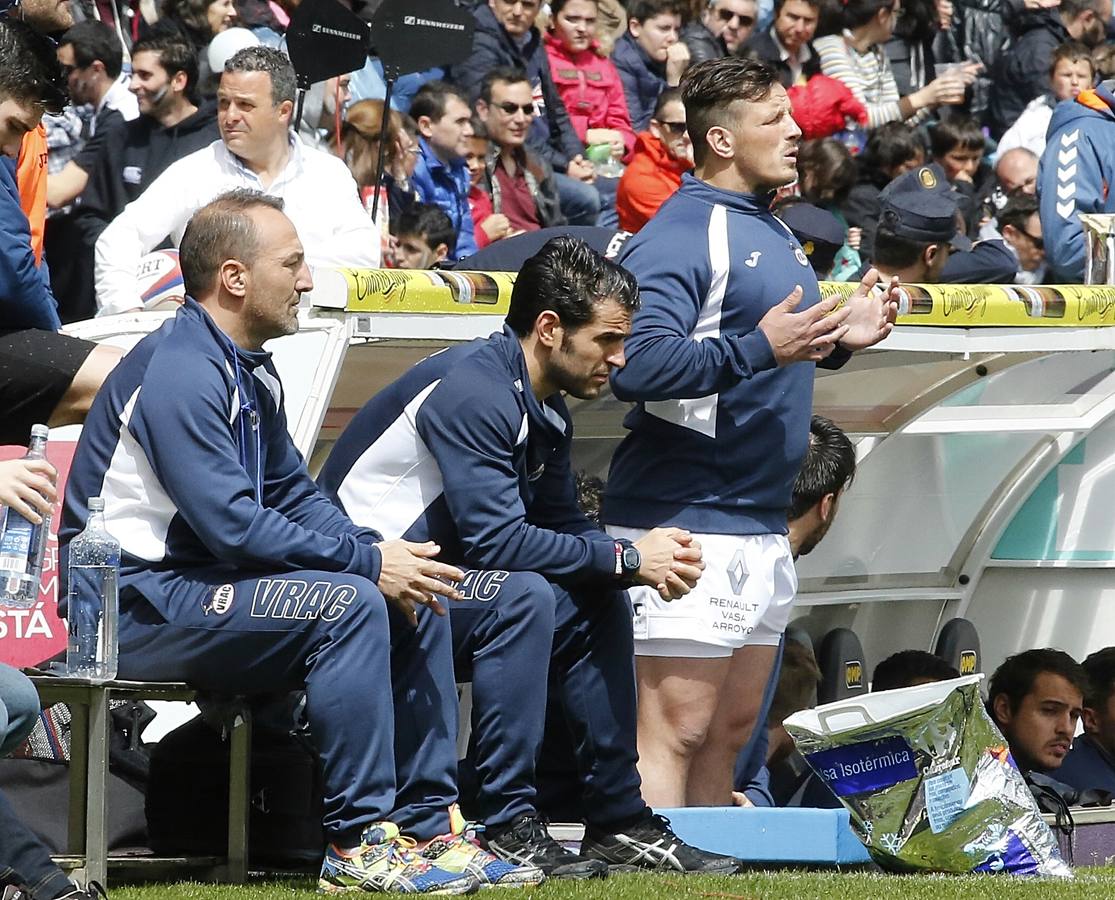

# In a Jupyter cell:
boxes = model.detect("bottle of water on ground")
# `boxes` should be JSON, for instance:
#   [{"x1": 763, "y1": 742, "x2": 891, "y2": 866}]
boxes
[
  {"x1": 0, "y1": 425, "x2": 52, "y2": 609},
  {"x1": 65, "y1": 497, "x2": 120, "y2": 681}
]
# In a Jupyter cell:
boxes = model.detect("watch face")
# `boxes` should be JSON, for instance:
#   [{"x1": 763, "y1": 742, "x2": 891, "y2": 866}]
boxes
[{"x1": 622, "y1": 546, "x2": 641, "y2": 572}]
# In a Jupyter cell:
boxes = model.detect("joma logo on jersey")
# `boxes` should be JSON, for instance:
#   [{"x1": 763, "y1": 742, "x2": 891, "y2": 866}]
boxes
[
  {"x1": 250, "y1": 579, "x2": 357, "y2": 621},
  {"x1": 960, "y1": 651, "x2": 977, "y2": 675},
  {"x1": 457, "y1": 570, "x2": 510, "y2": 602}
]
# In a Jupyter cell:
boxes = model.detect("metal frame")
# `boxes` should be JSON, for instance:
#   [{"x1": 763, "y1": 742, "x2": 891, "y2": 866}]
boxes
[{"x1": 31, "y1": 677, "x2": 251, "y2": 887}]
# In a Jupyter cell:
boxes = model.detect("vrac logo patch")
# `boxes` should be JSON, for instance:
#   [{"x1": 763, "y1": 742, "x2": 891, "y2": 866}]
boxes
[
  {"x1": 203, "y1": 583, "x2": 235, "y2": 616},
  {"x1": 845, "y1": 659, "x2": 863, "y2": 689},
  {"x1": 726, "y1": 549, "x2": 748, "y2": 596},
  {"x1": 959, "y1": 650, "x2": 978, "y2": 675}
]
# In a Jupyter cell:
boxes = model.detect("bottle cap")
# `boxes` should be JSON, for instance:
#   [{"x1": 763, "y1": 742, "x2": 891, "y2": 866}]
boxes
[
  {"x1": 88, "y1": 497, "x2": 105, "y2": 512},
  {"x1": 30, "y1": 424, "x2": 48, "y2": 439}
]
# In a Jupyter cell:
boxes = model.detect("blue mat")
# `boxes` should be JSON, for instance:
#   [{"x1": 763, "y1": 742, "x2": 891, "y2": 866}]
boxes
[{"x1": 657, "y1": 806, "x2": 873, "y2": 865}]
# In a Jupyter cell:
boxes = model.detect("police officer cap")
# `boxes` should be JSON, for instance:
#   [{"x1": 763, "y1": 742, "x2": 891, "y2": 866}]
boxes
[
  {"x1": 878, "y1": 164, "x2": 973, "y2": 251},
  {"x1": 775, "y1": 201, "x2": 845, "y2": 275}
]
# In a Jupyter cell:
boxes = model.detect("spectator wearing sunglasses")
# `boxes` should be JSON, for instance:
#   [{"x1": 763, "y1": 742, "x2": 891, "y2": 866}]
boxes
[
  {"x1": 682, "y1": 0, "x2": 758, "y2": 65},
  {"x1": 613, "y1": 0, "x2": 690, "y2": 131},
  {"x1": 743, "y1": 0, "x2": 822, "y2": 87},
  {"x1": 616, "y1": 87, "x2": 693, "y2": 231},
  {"x1": 474, "y1": 67, "x2": 566, "y2": 233}
]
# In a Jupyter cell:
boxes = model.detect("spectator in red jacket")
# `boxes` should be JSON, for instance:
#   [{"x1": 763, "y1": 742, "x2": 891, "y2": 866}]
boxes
[
  {"x1": 616, "y1": 87, "x2": 693, "y2": 232},
  {"x1": 545, "y1": 0, "x2": 638, "y2": 165}
]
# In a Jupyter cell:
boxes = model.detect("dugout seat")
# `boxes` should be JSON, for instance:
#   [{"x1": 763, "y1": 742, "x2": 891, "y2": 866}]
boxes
[
  {"x1": 816, "y1": 627, "x2": 868, "y2": 705},
  {"x1": 934, "y1": 617, "x2": 982, "y2": 678}
]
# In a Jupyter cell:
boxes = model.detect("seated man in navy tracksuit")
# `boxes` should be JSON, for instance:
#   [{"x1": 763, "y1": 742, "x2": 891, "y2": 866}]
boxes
[
  {"x1": 1058, "y1": 647, "x2": 1115, "y2": 796},
  {"x1": 319, "y1": 237, "x2": 742, "y2": 879},
  {"x1": 59, "y1": 189, "x2": 543, "y2": 895}
]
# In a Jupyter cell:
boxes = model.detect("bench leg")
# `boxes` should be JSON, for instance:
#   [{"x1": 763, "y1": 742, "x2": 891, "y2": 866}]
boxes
[
  {"x1": 224, "y1": 707, "x2": 251, "y2": 883},
  {"x1": 67, "y1": 702, "x2": 89, "y2": 862},
  {"x1": 84, "y1": 689, "x2": 110, "y2": 887}
]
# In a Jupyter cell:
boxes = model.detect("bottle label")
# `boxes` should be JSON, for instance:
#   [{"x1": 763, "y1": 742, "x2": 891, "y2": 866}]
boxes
[{"x1": 0, "y1": 514, "x2": 37, "y2": 576}]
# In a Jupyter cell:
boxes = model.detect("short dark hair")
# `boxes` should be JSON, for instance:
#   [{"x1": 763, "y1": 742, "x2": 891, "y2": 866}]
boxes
[
  {"x1": 929, "y1": 115, "x2": 984, "y2": 159},
  {"x1": 223, "y1": 46, "x2": 297, "y2": 107},
  {"x1": 988, "y1": 648, "x2": 1088, "y2": 720},
  {"x1": 132, "y1": 33, "x2": 200, "y2": 98},
  {"x1": 773, "y1": 0, "x2": 821, "y2": 11},
  {"x1": 997, "y1": 191, "x2": 1040, "y2": 234},
  {"x1": 180, "y1": 189, "x2": 286, "y2": 298},
  {"x1": 817, "y1": 0, "x2": 892, "y2": 36},
  {"x1": 505, "y1": 236, "x2": 640, "y2": 337},
  {"x1": 410, "y1": 80, "x2": 469, "y2": 124},
  {"x1": 479, "y1": 66, "x2": 530, "y2": 105},
  {"x1": 653, "y1": 86, "x2": 683, "y2": 122},
  {"x1": 681, "y1": 57, "x2": 778, "y2": 166},
  {"x1": 60, "y1": 20, "x2": 123, "y2": 80},
  {"x1": 872, "y1": 224, "x2": 935, "y2": 269},
  {"x1": 0, "y1": 19, "x2": 66, "y2": 114},
  {"x1": 628, "y1": 0, "x2": 685, "y2": 23},
  {"x1": 1082, "y1": 648, "x2": 1115, "y2": 710},
  {"x1": 788, "y1": 414, "x2": 855, "y2": 521},
  {"x1": 873, "y1": 650, "x2": 960, "y2": 692},
  {"x1": 861, "y1": 121, "x2": 925, "y2": 180},
  {"x1": 469, "y1": 116, "x2": 490, "y2": 141},
  {"x1": 394, "y1": 203, "x2": 456, "y2": 251},
  {"x1": 1051, "y1": 40, "x2": 1095, "y2": 76}
]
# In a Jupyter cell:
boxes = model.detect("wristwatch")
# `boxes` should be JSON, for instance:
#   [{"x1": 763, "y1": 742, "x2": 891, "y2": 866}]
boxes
[{"x1": 615, "y1": 539, "x2": 641, "y2": 584}]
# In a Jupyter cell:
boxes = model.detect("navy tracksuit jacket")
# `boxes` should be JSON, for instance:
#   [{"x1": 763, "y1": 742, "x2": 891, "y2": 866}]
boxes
[{"x1": 59, "y1": 298, "x2": 458, "y2": 842}]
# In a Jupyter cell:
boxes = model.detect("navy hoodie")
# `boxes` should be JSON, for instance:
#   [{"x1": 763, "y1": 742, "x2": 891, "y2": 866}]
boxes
[
  {"x1": 1038, "y1": 81, "x2": 1115, "y2": 282},
  {"x1": 603, "y1": 173, "x2": 821, "y2": 536}
]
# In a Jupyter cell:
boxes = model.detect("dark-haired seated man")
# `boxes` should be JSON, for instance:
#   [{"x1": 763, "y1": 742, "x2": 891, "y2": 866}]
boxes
[
  {"x1": 987, "y1": 649, "x2": 1086, "y2": 777},
  {"x1": 320, "y1": 236, "x2": 741, "y2": 879},
  {"x1": 1058, "y1": 648, "x2": 1115, "y2": 795},
  {"x1": 872, "y1": 650, "x2": 960, "y2": 692}
]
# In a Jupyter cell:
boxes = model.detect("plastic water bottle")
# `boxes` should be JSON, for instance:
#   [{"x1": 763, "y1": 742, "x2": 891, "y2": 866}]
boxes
[
  {"x1": 0, "y1": 424, "x2": 51, "y2": 609},
  {"x1": 65, "y1": 497, "x2": 120, "y2": 681}
]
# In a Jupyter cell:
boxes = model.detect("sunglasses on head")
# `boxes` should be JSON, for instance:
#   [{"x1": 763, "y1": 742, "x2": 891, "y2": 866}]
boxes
[
  {"x1": 495, "y1": 101, "x2": 535, "y2": 116},
  {"x1": 716, "y1": 8, "x2": 755, "y2": 25}
]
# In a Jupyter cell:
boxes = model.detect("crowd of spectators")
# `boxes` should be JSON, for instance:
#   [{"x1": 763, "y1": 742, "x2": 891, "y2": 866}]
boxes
[{"x1": 3, "y1": 0, "x2": 1112, "y2": 342}]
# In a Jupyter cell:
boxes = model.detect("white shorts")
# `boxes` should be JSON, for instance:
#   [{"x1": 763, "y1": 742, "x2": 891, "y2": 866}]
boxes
[{"x1": 608, "y1": 527, "x2": 798, "y2": 659}]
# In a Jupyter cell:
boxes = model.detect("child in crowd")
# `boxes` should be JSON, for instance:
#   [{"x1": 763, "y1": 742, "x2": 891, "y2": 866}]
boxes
[
  {"x1": 996, "y1": 42, "x2": 1096, "y2": 161},
  {"x1": 928, "y1": 114, "x2": 994, "y2": 236},
  {"x1": 393, "y1": 204, "x2": 456, "y2": 270},
  {"x1": 793, "y1": 139, "x2": 861, "y2": 279},
  {"x1": 840, "y1": 120, "x2": 925, "y2": 258},
  {"x1": 545, "y1": 0, "x2": 637, "y2": 165}
]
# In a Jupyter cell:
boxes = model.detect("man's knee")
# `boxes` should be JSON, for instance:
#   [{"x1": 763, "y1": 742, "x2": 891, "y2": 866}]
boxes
[
  {"x1": 0, "y1": 665, "x2": 40, "y2": 750},
  {"x1": 50, "y1": 343, "x2": 123, "y2": 426},
  {"x1": 462, "y1": 570, "x2": 555, "y2": 628}
]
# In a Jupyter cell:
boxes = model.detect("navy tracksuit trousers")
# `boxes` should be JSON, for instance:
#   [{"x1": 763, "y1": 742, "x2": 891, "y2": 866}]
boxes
[
  {"x1": 117, "y1": 569, "x2": 458, "y2": 843},
  {"x1": 450, "y1": 570, "x2": 645, "y2": 829}
]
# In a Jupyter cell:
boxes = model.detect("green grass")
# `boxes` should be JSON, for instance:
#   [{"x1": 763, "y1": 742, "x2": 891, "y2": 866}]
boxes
[{"x1": 105, "y1": 869, "x2": 1107, "y2": 899}]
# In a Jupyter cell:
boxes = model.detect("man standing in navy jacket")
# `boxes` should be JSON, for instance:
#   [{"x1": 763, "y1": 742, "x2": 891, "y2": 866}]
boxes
[
  {"x1": 320, "y1": 237, "x2": 742, "y2": 879},
  {"x1": 604, "y1": 57, "x2": 897, "y2": 809}
]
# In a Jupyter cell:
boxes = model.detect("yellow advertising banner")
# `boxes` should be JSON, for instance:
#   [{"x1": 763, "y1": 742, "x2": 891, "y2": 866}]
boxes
[{"x1": 336, "y1": 269, "x2": 1115, "y2": 328}]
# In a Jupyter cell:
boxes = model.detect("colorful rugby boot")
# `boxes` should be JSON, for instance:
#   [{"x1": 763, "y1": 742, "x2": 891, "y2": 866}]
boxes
[
  {"x1": 319, "y1": 821, "x2": 479, "y2": 894},
  {"x1": 419, "y1": 805, "x2": 546, "y2": 888}
]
